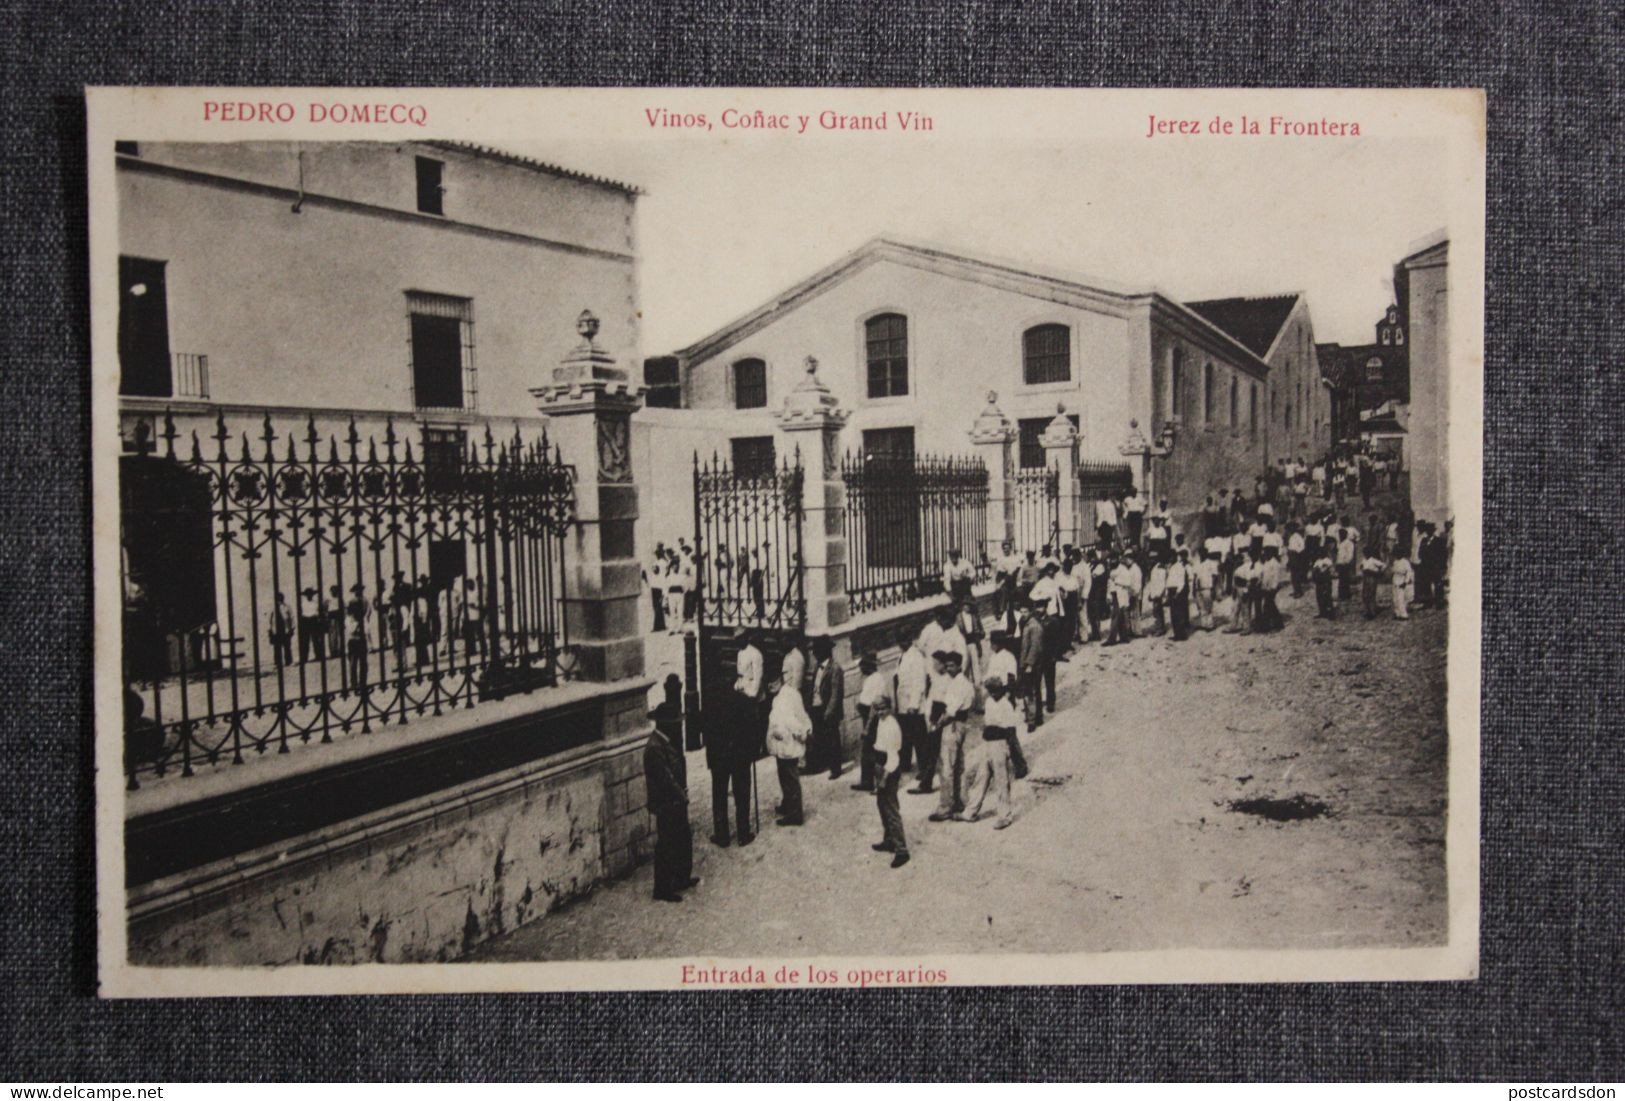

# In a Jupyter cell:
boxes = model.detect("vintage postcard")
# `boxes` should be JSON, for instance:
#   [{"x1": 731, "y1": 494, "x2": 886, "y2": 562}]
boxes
[{"x1": 90, "y1": 86, "x2": 1483, "y2": 995}]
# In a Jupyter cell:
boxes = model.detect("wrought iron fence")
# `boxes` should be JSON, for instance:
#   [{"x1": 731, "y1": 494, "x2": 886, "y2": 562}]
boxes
[
  {"x1": 841, "y1": 451, "x2": 989, "y2": 615},
  {"x1": 692, "y1": 450, "x2": 805, "y2": 629},
  {"x1": 119, "y1": 411, "x2": 577, "y2": 789},
  {"x1": 1011, "y1": 464, "x2": 1059, "y2": 555}
]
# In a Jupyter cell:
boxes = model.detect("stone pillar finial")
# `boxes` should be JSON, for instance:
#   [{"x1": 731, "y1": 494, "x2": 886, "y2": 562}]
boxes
[
  {"x1": 969, "y1": 389, "x2": 1017, "y2": 445},
  {"x1": 575, "y1": 308, "x2": 601, "y2": 350},
  {"x1": 530, "y1": 311, "x2": 645, "y2": 683}
]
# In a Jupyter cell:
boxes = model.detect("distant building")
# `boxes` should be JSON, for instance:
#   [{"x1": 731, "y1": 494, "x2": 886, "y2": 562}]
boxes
[
  {"x1": 669, "y1": 237, "x2": 1284, "y2": 517},
  {"x1": 1316, "y1": 297, "x2": 1413, "y2": 456},
  {"x1": 1397, "y1": 232, "x2": 1449, "y2": 522},
  {"x1": 1184, "y1": 293, "x2": 1332, "y2": 463}
]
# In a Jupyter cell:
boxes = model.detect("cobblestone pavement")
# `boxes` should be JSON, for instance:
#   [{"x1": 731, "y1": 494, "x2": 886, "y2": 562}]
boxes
[{"x1": 472, "y1": 581, "x2": 1449, "y2": 962}]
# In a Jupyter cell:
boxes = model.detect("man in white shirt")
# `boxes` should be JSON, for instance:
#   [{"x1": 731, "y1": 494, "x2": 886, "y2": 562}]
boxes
[
  {"x1": 1165, "y1": 551, "x2": 1192, "y2": 641},
  {"x1": 1106, "y1": 555, "x2": 1136, "y2": 645},
  {"x1": 957, "y1": 677, "x2": 1019, "y2": 830},
  {"x1": 943, "y1": 547, "x2": 976, "y2": 604},
  {"x1": 1144, "y1": 558, "x2": 1168, "y2": 636},
  {"x1": 1193, "y1": 549, "x2": 1220, "y2": 631},
  {"x1": 1335, "y1": 527, "x2": 1358, "y2": 602},
  {"x1": 1028, "y1": 561, "x2": 1064, "y2": 620},
  {"x1": 993, "y1": 539, "x2": 1020, "y2": 623},
  {"x1": 1123, "y1": 488, "x2": 1147, "y2": 548},
  {"x1": 1096, "y1": 491, "x2": 1119, "y2": 547},
  {"x1": 852, "y1": 652, "x2": 890, "y2": 793},
  {"x1": 869, "y1": 696, "x2": 910, "y2": 867},
  {"x1": 1123, "y1": 554, "x2": 1145, "y2": 634},
  {"x1": 984, "y1": 631, "x2": 1027, "y2": 777},
  {"x1": 1287, "y1": 525, "x2": 1308, "y2": 596},
  {"x1": 298, "y1": 586, "x2": 327, "y2": 664},
  {"x1": 926, "y1": 653, "x2": 977, "y2": 822},
  {"x1": 893, "y1": 624, "x2": 930, "y2": 790}
]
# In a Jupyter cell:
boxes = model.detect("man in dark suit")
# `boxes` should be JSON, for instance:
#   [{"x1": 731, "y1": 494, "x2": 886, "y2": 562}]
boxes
[
  {"x1": 810, "y1": 636, "x2": 846, "y2": 780},
  {"x1": 644, "y1": 674, "x2": 698, "y2": 902},
  {"x1": 708, "y1": 633, "x2": 762, "y2": 848}
]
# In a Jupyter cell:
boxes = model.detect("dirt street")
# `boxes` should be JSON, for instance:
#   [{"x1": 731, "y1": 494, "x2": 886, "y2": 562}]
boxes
[{"x1": 473, "y1": 583, "x2": 1448, "y2": 963}]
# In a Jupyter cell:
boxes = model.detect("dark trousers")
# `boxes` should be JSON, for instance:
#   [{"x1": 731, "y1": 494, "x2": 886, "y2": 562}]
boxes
[
  {"x1": 347, "y1": 638, "x2": 367, "y2": 687},
  {"x1": 1315, "y1": 578, "x2": 1337, "y2": 618},
  {"x1": 272, "y1": 633, "x2": 293, "y2": 667},
  {"x1": 856, "y1": 705, "x2": 875, "y2": 790},
  {"x1": 775, "y1": 757, "x2": 803, "y2": 823},
  {"x1": 876, "y1": 770, "x2": 907, "y2": 852},
  {"x1": 710, "y1": 758, "x2": 753, "y2": 841},
  {"x1": 298, "y1": 616, "x2": 326, "y2": 662},
  {"x1": 1006, "y1": 727, "x2": 1029, "y2": 779},
  {"x1": 913, "y1": 719, "x2": 942, "y2": 789},
  {"x1": 1337, "y1": 563, "x2": 1355, "y2": 600},
  {"x1": 1169, "y1": 592, "x2": 1191, "y2": 640},
  {"x1": 1362, "y1": 575, "x2": 1379, "y2": 618},
  {"x1": 897, "y1": 712, "x2": 923, "y2": 773},
  {"x1": 652, "y1": 806, "x2": 693, "y2": 896},
  {"x1": 1021, "y1": 669, "x2": 1043, "y2": 726},
  {"x1": 814, "y1": 716, "x2": 843, "y2": 777},
  {"x1": 1125, "y1": 513, "x2": 1143, "y2": 547},
  {"x1": 650, "y1": 589, "x2": 666, "y2": 632},
  {"x1": 1041, "y1": 659, "x2": 1057, "y2": 710}
]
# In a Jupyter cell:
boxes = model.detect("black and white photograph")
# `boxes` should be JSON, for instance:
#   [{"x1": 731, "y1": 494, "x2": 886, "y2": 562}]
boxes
[{"x1": 91, "y1": 87, "x2": 1483, "y2": 994}]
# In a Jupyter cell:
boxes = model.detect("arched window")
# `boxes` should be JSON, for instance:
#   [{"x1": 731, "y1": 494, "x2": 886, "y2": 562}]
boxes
[
  {"x1": 1381, "y1": 329, "x2": 1392, "y2": 345},
  {"x1": 1022, "y1": 324, "x2": 1071, "y2": 385},
  {"x1": 1203, "y1": 362, "x2": 1215, "y2": 424},
  {"x1": 732, "y1": 357, "x2": 767, "y2": 409},
  {"x1": 864, "y1": 313, "x2": 909, "y2": 398},
  {"x1": 1395, "y1": 329, "x2": 1405, "y2": 346}
]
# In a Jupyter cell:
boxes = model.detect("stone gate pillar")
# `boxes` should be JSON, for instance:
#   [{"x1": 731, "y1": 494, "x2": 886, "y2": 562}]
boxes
[
  {"x1": 968, "y1": 390, "x2": 1016, "y2": 560},
  {"x1": 774, "y1": 357, "x2": 850, "y2": 634},
  {"x1": 531, "y1": 309, "x2": 646, "y2": 682},
  {"x1": 1040, "y1": 403, "x2": 1081, "y2": 549},
  {"x1": 1118, "y1": 418, "x2": 1173, "y2": 509}
]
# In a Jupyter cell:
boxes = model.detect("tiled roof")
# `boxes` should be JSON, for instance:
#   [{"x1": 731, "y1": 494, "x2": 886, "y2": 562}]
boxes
[
  {"x1": 1183, "y1": 294, "x2": 1300, "y2": 357},
  {"x1": 425, "y1": 142, "x2": 642, "y2": 195}
]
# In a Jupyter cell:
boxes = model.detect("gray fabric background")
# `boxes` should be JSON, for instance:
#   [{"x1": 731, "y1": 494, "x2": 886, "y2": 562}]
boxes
[{"x1": 3, "y1": 0, "x2": 1620, "y2": 1081}]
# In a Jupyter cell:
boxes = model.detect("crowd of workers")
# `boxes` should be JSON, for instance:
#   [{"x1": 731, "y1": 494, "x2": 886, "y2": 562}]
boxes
[{"x1": 641, "y1": 448, "x2": 1451, "y2": 902}]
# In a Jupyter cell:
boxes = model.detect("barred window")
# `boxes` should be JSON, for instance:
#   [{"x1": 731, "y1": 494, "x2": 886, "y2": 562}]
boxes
[
  {"x1": 733, "y1": 358, "x2": 767, "y2": 409},
  {"x1": 865, "y1": 313, "x2": 909, "y2": 399},
  {"x1": 407, "y1": 291, "x2": 475, "y2": 411},
  {"x1": 1022, "y1": 324, "x2": 1071, "y2": 385}
]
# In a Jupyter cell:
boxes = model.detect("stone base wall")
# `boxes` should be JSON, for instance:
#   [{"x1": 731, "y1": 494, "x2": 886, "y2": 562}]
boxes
[{"x1": 128, "y1": 685, "x2": 652, "y2": 967}]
